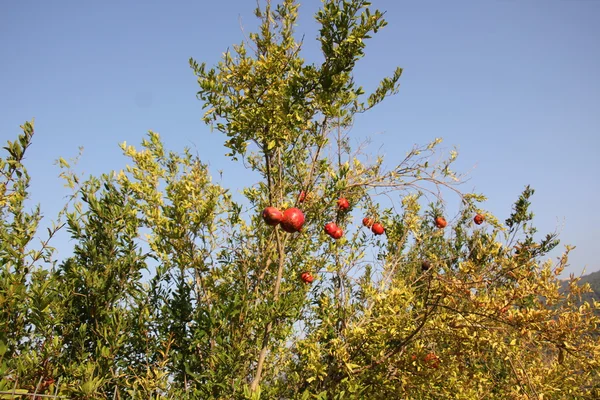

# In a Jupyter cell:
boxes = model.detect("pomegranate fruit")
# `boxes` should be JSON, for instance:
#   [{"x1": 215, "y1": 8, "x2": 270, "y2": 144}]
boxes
[
  {"x1": 362, "y1": 217, "x2": 374, "y2": 228},
  {"x1": 262, "y1": 207, "x2": 283, "y2": 226},
  {"x1": 280, "y1": 208, "x2": 305, "y2": 233},
  {"x1": 371, "y1": 222, "x2": 385, "y2": 236},
  {"x1": 298, "y1": 191, "x2": 306, "y2": 203},
  {"x1": 324, "y1": 222, "x2": 338, "y2": 236},
  {"x1": 434, "y1": 216, "x2": 447, "y2": 229},
  {"x1": 300, "y1": 271, "x2": 314, "y2": 284},
  {"x1": 337, "y1": 197, "x2": 350, "y2": 211},
  {"x1": 424, "y1": 352, "x2": 440, "y2": 368},
  {"x1": 331, "y1": 226, "x2": 343, "y2": 239},
  {"x1": 421, "y1": 260, "x2": 431, "y2": 271},
  {"x1": 474, "y1": 213, "x2": 484, "y2": 225}
]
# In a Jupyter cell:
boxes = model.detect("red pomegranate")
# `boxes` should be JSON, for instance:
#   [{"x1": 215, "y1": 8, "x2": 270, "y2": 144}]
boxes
[
  {"x1": 324, "y1": 222, "x2": 338, "y2": 236},
  {"x1": 362, "y1": 217, "x2": 374, "y2": 228},
  {"x1": 262, "y1": 207, "x2": 283, "y2": 226},
  {"x1": 331, "y1": 226, "x2": 343, "y2": 239},
  {"x1": 434, "y1": 216, "x2": 447, "y2": 229},
  {"x1": 300, "y1": 271, "x2": 314, "y2": 284},
  {"x1": 424, "y1": 352, "x2": 440, "y2": 368},
  {"x1": 371, "y1": 223, "x2": 385, "y2": 236},
  {"x1": 280, "y1": 208, "x2": 305, "y2": 233},
  {"x1": 337, "y1": 197, "x2": 350, "y2": 211},
  {"x1": 474, "y1": 213, "x2": 484, "y2": 225},
  {"x1": 298, "y1": 191, "x2": 306, "y2": 203}
]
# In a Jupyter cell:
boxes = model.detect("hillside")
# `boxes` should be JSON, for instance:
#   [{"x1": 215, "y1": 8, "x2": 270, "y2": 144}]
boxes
[
  {"x1": 578, "y1": 269, "x2": 600, "y2": 303},
  {"x1": 560, "y1": 269, "x2": 600, "y2": 306}
]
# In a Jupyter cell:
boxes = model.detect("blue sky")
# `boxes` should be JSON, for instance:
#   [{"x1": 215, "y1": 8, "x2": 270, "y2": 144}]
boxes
[{"x1": 1, "y1": 0, "x2": 598, "y2": 277}]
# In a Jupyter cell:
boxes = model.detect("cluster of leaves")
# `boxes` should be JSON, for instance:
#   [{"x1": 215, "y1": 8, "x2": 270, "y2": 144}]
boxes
[{"x1": 1, "y1": 1, "x2": 599, "y2": 399}]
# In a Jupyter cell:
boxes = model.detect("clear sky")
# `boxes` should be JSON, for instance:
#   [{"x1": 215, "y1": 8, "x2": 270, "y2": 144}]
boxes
[{"x1": 1, "y1": 1, "x2": 598, "y2": 278}]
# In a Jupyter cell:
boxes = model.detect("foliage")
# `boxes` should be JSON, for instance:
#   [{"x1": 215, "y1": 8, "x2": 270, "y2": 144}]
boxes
[
  {"x1": 579, "y1": 270, "x2": 600, "y2": 304},
  {"x1": 1, "y1": 1, "x2": 599, "y2": 399},
  {"x1": 560, "y1": 270, "x2": 600, "y2": 316}
]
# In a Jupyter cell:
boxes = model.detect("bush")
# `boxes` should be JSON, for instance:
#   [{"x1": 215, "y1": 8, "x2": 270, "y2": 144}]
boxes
[{"x1": 1, "y1": 1, "x2": 598, "y2": 399}]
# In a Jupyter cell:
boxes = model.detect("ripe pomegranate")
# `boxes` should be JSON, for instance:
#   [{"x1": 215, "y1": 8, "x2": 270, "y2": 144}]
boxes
[
  {"x1": 331, "y1": 226, "x2": 343, "y2": 239},
  {"x1": 434, "y1": 216, "x2": 447, "y2": 229},
  {"x1": 424, "y1": 352, "x2": 440, "y2": 368},
  {"x1": 298, "y1": 191, "x2": 306, "y2": 203},
  {"x1": 362, "y1": 217, "x2": 374, "y2": 228},
  {"x1": 371, "y1": 222, "x2": 385, "y2": 236},
  {"x1": 474, "y1": 213, "x2": 484, "y2": 225},
  {"x1": 300, "y1": 271, "x2": 314, "y2": 284},
  {"x1": 324, "y1": 222, "x2": 338, "y2": 236},
  {"x1": 280, "y1": 208, "x2": 305, "y2": 233},
  {"x1": 262, "y1": 207, "x2": 283, "y2": 226},
  {"x1": 421, "y1": 260, "x2": 431, "y2": 271},
  {"x1": 337, "y1": 197, "x2": 350, "y2": 211}
]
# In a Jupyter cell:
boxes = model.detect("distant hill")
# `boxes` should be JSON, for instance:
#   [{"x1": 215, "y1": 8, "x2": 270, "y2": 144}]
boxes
[
  {"x1": 577, "y1": 269, "x2": 600, "y2": 304},
  {"x1": 560, "y1": 269, "x2": 600, "y2": 306}
]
